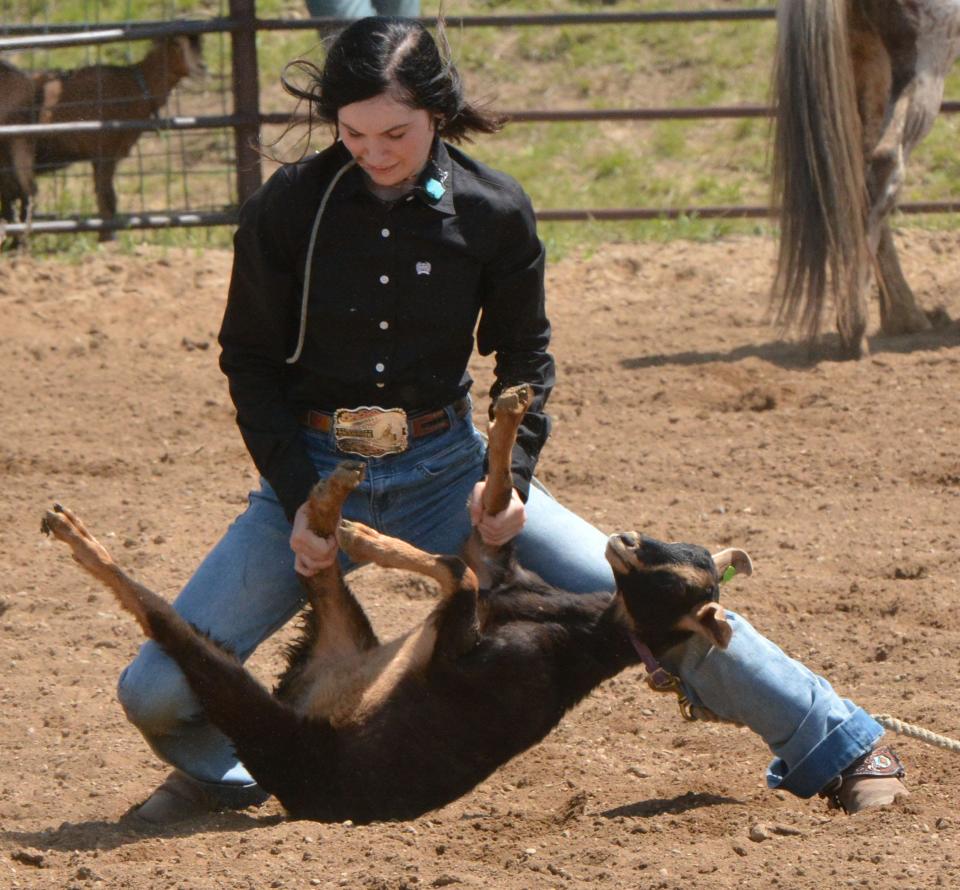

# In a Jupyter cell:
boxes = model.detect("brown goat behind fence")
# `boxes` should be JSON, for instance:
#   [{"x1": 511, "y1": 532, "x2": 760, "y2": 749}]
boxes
[{"x1": 1, "y1": 34, "x2": 204, "y2": 244}]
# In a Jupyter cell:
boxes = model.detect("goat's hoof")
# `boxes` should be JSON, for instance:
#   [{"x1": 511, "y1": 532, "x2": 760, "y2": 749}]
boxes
[
  {"x1": 494, "y1": 384, "x2": 531, "y2": 416},
  {"x1": 336, "y1": 519, "x2": 381, "y2": 561},
  {"x1": 41, "y1": 507, "x2": 66, "y2": 538},
  {"x1": 330, "y1": 460, "x2": 365, "y2": 490}
]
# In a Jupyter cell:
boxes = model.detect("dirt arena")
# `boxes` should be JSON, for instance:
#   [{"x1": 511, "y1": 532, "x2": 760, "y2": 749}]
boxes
[{"x1": 2, "y1": 231, "x2": 960, "y2": 889}]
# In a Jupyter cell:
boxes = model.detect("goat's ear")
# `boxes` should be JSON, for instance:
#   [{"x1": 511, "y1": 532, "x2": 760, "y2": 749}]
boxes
[
  {"x1": 676, "y1": 602, "x2": 732, "y2": 649},
  {"x1": 711, "y1": 548, "x2": 753, "y2": 580}
]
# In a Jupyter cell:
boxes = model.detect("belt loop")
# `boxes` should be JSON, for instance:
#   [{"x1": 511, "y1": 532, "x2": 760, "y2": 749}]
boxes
[
  {"x1": 444, "y1": 400, "x2": 458, "y2": 427},
  {"x1": 449, "y1": 395, "x2": 471, "y2": 428}
]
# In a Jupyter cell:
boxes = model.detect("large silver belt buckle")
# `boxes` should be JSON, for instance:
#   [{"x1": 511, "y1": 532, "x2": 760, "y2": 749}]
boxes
[{"x1": 333, "y1": 406, "x2": 408, "y2": 457}]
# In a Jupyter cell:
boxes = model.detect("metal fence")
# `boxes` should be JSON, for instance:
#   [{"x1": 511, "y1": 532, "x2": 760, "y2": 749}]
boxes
[{"x1": 1, "y1": 3, "x2": 958, "y2": 238}]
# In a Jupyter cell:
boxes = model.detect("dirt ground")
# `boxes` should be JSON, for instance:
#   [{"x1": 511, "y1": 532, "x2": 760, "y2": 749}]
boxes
[{"x1": 2, "y1": 230, "x2": 960, "y2": 889}]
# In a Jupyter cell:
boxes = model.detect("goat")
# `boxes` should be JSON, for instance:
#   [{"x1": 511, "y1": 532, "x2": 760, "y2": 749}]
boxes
[
  {"x1": 11, "y1": 35, "x2": 204, "y2": 243},
  {"x1": 41, "y1": 386, "x2": 751, "y2": 823}
]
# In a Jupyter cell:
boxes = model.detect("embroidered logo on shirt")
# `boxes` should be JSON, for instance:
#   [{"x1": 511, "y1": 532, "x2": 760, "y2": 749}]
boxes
[{"x1": 416, "y1": 261, "x2": 432, "y2": 276}]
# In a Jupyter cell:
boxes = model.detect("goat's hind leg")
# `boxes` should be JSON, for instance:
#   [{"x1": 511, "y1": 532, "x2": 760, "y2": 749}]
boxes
[
  {"x1": 463, "y1": 383, "x2": 532, "y2": 586},
  {"x1": 278, "y1": 461, "x2": 379, "y2": 703},
  {"x1": 41, "y1": 504, "x2": 310, "y2": 798},
  {"x1": 42, "y1": 503, "x2": 156, "y2": 631},
  {"x1": 482, "y1": 384, "x2": 532, "y2": 514}
]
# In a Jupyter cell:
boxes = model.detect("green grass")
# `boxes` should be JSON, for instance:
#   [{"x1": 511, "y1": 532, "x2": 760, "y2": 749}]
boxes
[{"x1": 6, "y1": 0, "x2": 960, "y2": 259}]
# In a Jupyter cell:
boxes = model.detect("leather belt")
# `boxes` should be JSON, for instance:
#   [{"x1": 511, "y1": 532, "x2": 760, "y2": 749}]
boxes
[{"x1": 299, "y1": 398, "x2": 470, "y2": 439}]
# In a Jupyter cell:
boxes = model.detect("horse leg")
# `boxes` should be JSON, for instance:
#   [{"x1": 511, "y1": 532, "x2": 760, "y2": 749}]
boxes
[
  {"x1": 869, "y1": 68, "x2": 945, "y2": 336},
  {"x1": 876, "y1": 222, "x2": 933, "y2": 335}
]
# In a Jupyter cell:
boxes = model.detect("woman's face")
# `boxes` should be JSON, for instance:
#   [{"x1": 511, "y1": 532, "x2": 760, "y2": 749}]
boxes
[{"x1": 338, "y1": 93, "x2": 436, "y2": 188}]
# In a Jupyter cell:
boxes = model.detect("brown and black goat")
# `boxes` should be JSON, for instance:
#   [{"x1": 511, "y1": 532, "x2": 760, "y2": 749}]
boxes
[
  {"x1": 19, "y1": 34, "x2": 204, "y2": 242},
  {"x1": 41, "y1": 386, "x2": 751, "y2": 823}
]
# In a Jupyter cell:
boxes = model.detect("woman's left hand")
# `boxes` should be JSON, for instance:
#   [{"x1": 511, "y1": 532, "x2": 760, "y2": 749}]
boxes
[{"x1": 468, "y1": 480, "x2": 526, "y2": 546}]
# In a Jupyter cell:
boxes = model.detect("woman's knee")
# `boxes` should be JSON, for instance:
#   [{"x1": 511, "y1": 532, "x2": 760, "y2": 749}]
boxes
[
  {"x1": 117, "y1": 643, "x2": 197, "y2": 734},
  {"x1": 517, "y1": 485, "x2": 615, "y2": 593}
]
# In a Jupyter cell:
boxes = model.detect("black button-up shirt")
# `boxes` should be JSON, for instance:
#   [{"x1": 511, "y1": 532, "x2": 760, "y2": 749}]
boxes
[{"x1": 219, "y1": 138, "x2": 556, "y2": 521}]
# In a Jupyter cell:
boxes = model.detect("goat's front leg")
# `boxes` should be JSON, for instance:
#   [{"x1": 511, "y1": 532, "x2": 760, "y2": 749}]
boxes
[
  {"x1": 296, "y1": 462, "x2": 378, "y2": 661},
  {"x1": 338, "y1": 520, "x2": 478, "y2": 599},
  {"x1": 338, "y1": 520, "x2": 482, "y2": 660}
]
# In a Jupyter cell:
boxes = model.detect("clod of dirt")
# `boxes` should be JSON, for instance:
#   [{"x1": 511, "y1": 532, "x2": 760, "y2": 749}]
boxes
[
  {"x1": 555, "y1": 790, "x2": 589, "y2": 824},
  {"x1": 741, "y1": 387, "x2": 778, "y2": 411},
  {"x1": 892, "y1": 564, "x2": 928, "y2": 580},
  {"x1": 11, "y1": 848, "x2": 46, "y2": 867}
]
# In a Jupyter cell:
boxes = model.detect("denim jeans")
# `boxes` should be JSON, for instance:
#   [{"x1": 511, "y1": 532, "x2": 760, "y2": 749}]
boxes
[
  {"x1": 304, "y1": 0, "x2": 420, "y2": 19},
  {"x1": 117, "y1": 410, "x2": 881, "y2": 804}
]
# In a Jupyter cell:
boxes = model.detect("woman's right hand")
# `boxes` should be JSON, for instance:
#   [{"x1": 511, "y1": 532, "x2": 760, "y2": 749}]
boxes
[{"x1": 290, "y1": 502, "x2": 339, "y2": 576}]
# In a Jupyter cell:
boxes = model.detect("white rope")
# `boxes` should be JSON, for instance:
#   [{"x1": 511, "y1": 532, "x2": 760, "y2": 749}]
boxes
[
  {"x1": 286, "y1": 158, "x2": 357, "y2": 365},
  {"x1": 872, "y1": 714, "x2": 960, "y2": 753}
]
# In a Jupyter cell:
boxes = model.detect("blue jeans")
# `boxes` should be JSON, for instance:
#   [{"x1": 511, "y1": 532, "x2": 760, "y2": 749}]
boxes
[
  {"x1": 305, "y1": 0, "x2": 420, "y2": 18},
  {"x1": 117, "y1": 411, "x2": 881, "y2": 804}
]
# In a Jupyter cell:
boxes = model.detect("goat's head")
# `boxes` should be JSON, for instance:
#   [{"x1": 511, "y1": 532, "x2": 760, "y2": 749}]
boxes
[
  {"x1": 158, "y1": 34, "x2": 206, "y2": 81},
  {"x1": 606, "y1": 533, "x2": 752, "y2": 656}
]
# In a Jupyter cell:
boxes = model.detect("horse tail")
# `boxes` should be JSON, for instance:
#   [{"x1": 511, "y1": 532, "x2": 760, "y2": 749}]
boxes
[{"x1": 770, "y1": 0, "x2": 868, "y2": 341}]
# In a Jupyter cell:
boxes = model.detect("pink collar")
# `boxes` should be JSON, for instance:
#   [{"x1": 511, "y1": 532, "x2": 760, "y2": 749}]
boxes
[{"x1": 629, "y1": 633, "x2": 677, "y2": 691}]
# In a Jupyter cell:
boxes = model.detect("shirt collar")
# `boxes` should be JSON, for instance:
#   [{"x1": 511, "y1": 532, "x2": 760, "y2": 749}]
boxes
[{"x1": 330, "y1": 137, "x2": 456, "y2": 216}]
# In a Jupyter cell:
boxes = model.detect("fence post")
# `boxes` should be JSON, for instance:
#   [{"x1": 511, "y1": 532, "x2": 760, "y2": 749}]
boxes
[{"x1": 230, "y1": 0, "x2": 262, "y2": 204}]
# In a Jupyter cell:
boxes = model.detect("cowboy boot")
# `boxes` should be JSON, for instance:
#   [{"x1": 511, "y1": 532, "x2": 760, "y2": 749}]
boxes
[{"x1": 820, "y1": 746, "x2": 909, "y2": 814}]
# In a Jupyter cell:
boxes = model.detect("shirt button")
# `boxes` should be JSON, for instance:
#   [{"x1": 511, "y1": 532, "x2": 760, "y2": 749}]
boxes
[
  {"x1": 381, "y1": 228, "x2": 390, "y2": 238},
  {"x1": 379, "y1": 321, "x2": 389, "y2": 330},
  {"x1": 379, "y1": 274, "x2": 389, "y2": 285},
  {"x1": 375, "y1": 362, "x2": 385, "y2": 372}
]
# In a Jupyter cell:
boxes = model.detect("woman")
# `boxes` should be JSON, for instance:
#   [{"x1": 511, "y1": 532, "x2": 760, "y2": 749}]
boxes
[{"x1": 118, "y1": 17, "x2": 907, "y2": 824}]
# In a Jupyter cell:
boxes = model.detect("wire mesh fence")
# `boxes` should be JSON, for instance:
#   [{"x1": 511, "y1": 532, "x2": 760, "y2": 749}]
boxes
[
  {"x1": 0, "y1": 0, "x2": 237, "y2": 241},
  {"x1": 1, "y1": 2, "x2": 959, "y2": 245}
]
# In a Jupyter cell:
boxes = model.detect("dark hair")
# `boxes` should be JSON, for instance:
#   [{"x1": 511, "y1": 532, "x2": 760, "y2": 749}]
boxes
[{"x1": 282, "y1": 16, "x2": 502, "y2": 143}]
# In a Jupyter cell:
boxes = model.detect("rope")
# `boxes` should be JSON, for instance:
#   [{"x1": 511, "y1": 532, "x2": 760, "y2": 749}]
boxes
[
  {"x1": 286, "y1": 158, "x2": 357, "y2": 365},
  {"x1": 872, "y1": 714, "x2": 960, "y2": 753}
]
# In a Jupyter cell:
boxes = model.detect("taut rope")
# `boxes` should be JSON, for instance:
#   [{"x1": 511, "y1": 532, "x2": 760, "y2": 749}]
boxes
[{"x1": 871, "y1": 714, "x2": 960, "y2": 754}]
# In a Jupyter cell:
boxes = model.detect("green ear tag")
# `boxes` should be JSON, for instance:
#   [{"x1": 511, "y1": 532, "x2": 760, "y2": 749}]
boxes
[{"x1": 720, "y1": 566, "x2": 737, "y2": 584}]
